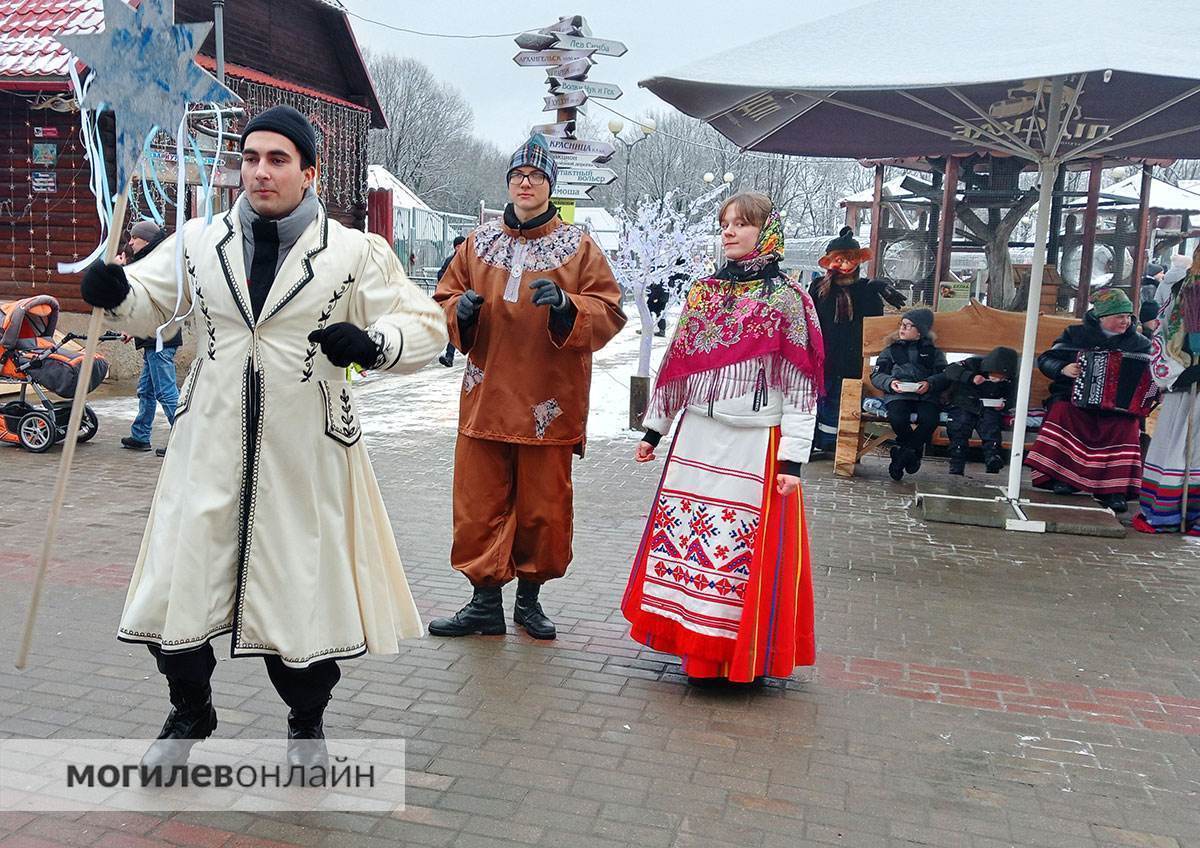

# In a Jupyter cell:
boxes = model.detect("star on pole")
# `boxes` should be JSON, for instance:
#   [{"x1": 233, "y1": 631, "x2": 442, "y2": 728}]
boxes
[{"x1": 56, "y1": 0, "x2": 241, "y2": 197}]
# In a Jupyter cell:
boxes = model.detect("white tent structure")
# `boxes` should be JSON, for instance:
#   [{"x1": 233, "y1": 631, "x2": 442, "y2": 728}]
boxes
[
  {"x1": 573, "y1": 206, "x2": 620, "y2": 253},
  {"x1": 640, "y1": 0, "x2": 1200, "y2": 528}
]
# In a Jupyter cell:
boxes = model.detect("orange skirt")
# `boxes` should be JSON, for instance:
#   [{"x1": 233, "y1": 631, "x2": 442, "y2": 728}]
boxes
[{"x1": 621, "y1": 413, "x2": 815, "y2": 682}]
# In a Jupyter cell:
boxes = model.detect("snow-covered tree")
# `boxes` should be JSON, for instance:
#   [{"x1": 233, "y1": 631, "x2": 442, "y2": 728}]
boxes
[{"x1": 610, "y1": 188, "x2": 727, "y2": 379}]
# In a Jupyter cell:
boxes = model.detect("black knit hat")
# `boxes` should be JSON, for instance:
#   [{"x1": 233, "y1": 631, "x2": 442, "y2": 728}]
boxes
[
  {"x1": 825, "y1": 226, "x2": 861, "y2": 254},
  {"x1": 1140, "y1": 300, "x2": 1160, "y2": 324},
  {"x1": 241, "y1": 105, "x2": 318, "y2": 169},
  {"x1": 903, "y1": 307, "x2": 934, "y2": 337},
  {"x1": 980, "y1": 345, "x2": 1019, "y2": 379}
]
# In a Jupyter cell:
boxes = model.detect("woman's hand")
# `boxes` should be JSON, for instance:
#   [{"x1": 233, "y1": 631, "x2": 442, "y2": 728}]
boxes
[
  {"x1": 776, "y1": 474, "x2": 800, "y2": 496},
  {"x1": 915, "y1": 381, "x2": 930, "y2": 394},
  {"x1": 1062, "y1": 362, "x2": 1082, "y2": 379},
  {"x1": 635, "y1": 441, "x2": 657, "y2": 462}
]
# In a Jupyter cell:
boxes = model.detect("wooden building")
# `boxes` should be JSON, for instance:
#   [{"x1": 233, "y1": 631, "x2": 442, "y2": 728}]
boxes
[{"x1": 0, "y1": 0, "x2": 385, "y2": 313}]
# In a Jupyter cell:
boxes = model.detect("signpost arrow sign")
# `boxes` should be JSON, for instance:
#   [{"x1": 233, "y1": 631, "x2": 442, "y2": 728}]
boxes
[
  {"x1": 548, "y1": 79, "x2": 623, "y2": 100},
  {"x1": 513, "y1": 49, "x2": 594, "y2": 67},
  {"x1": 550, "y1": 184, "x2": 594, "y2": 200},
  {"x1": 531, "y1": 119, "x2": 575, "y2": 138},
  {"x1": 545, "y1": 137, "x2": 616, "y2": 162},
  {"x1": 557, "y1": 166, "x2": 618, "y2": 186},
  {"x1": 514, "y1": 30, "x2": 557, "y2": 51},
  {"x1": 545, "y1": 57, "x2": 593, "y2": 80},
  {"x1": 551, "y1": 34, "x2": 627, "y2": 57},
  {"x1": 544, "y1": 90, "x2": 588, "y2": 111}
]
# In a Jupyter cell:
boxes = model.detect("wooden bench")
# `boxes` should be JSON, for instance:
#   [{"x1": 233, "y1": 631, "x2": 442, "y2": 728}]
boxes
[{"x1": 833, "y1": 300, "x2": 1077, "y2": 477}]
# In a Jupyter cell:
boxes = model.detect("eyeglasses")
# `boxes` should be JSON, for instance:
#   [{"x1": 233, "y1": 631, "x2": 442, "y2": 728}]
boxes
[{"x1": 508, "y1": 171, "x2": 547, "y2": 186}]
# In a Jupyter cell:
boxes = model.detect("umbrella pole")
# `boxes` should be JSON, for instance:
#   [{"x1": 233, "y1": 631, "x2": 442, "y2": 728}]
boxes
[
  {"x1": 15, "y1": 190, "x2": 128, "y2": 670},
  {"x1": 1005, "y1": 159, "x2": 1059, "y2": 502}
]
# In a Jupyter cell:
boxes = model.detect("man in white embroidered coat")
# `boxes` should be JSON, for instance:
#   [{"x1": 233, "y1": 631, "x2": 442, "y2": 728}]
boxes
[{"x1": 79, "y1": 106, "x2": 447, "y2": 769}]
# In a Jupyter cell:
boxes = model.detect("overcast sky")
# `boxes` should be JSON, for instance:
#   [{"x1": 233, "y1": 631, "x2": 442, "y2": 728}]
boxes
[{"x1": 344, "y1": 0, "x2": 870, "y2": 151}]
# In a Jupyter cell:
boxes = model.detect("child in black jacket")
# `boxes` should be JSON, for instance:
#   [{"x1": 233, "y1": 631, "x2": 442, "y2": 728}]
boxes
[
  {"x1": 870, "y1": 308, "x2": 949, "y2": 480},
  {"x1": 942, "y1": 346, "x2": 1019, "y2": 475}
]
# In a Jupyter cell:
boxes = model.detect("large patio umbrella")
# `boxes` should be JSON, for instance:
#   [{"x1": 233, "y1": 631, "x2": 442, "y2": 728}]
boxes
[{"x1": 641, "y1": 0, "x2": 1200, "y2": 512}]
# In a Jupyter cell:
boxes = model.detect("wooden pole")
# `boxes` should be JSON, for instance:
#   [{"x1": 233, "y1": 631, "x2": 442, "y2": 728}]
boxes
[
  {"x1": 933, "y1": 156, "x2": 960, "y2": 306},
  {"x1": 1076, "y1": 159, "x2": 1103, "y2": 317},
  {"x1": 868, "y1": 164, "x2": 884, "y2": 277},
  {"x1": 1131, "y1": 163, "x2": 1154, "y2": 305},
  {"x1": 16, "y1": 192, "x2": 128, "y2": 669}
]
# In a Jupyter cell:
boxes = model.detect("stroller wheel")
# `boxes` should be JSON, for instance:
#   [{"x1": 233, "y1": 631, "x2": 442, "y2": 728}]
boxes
[
  {"x1": 17, "y1": 410, "x2": 56, "y2": 453},
  {"x1": 76, "y1": 406, "x2": 99, "y2": 443}
]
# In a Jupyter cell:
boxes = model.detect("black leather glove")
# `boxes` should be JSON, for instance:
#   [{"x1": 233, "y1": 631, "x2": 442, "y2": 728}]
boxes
[
  {"x1": 307, "y1": 323, "x2": 379, "y2": 369},
  {"x1": 870, "y1": 278, "x2": 907, "y2": 309},
  {"x1": 530, "y1": 277, "x2": 571, "y2": 312},
  {"x1": 80, "y1": 261, "x2": 130, "y2": 309},
  {"x1": 456, "y1": 290, "x2": 484, "y2": 325}
]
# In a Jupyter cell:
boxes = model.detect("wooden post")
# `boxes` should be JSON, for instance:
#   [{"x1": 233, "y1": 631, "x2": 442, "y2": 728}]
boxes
[
  {"x1": 932, "y1": 156, "x2": 960, "y2": 306},
  {"x1": 1076, "y1": 159, "x2": 1103, "y2": 317},
  {"x1": 868, "y1": 164, "x2": 884, "y2": 277},
  {"x1": 1046, "y1": 163, "x2": 1066, "y2": 270},
  {"x1": 1131, "y1": 163, "x2": 1154, "y2": 305}
]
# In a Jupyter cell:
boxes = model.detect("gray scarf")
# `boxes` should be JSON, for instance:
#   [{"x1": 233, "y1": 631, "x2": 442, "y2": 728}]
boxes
[{"x1": 237, "y1": 187, "x2": 321, "y2": 278}]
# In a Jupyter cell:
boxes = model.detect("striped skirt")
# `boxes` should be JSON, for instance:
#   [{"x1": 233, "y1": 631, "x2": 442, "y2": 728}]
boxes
[
  {"x1": 1024, "y1": 400, "x2": 1143, "y2": 497},
  {"x1": 621, "y1": 413, "x2": 815, "y2": 683},
  {"x1": 1138, "y1": 392, "x2": 1200, "y2": 531}
]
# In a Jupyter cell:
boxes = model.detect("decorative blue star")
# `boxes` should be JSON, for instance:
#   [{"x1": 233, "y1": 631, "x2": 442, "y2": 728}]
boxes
[{"x1": 56, "y1": 0, "x2": 241, "y2": 196}]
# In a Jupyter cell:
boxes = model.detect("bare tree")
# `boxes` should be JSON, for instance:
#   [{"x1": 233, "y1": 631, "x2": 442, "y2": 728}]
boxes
[{"x1": 365, "y1": 52, "x2": 474, "y2": 201}]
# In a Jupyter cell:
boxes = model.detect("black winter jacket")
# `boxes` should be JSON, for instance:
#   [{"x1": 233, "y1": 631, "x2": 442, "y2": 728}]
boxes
[
  {"x1": 1037, "y1": 311, "x2": 1151, "y2": 403},
  {"x1": 943, "y1": 356, "x2": 1015, "y2": 415},
  {"x1": 870, "y1": 336, "x2": 949, "y2": 405}
]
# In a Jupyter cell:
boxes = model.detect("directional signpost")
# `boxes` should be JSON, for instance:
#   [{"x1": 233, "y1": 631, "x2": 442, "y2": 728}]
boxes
[
  {"x1": 547, "y1": 79, "x2": 623, "y2": 100},
  {"x1": 557, "y1": 165, "x2": 618, "y2": 186},
  {"x1": 545, "y1": 136, "x2": 616, "y2": 162},
  {"x1": 514, "y1": 16, "x2": 626, "y2": 208},
  {"x1": 551, "y1": 33, "x2": 627, "y2": 57},
  {"x1": 513, "y1": 49, "x2": 593, "y2": 67},
  {"x1": 545, "y1": 57, "x2": 593, "y2": 80},
  {"x1": 548, "y1": 184, "x2": 594, "y2": 200}
]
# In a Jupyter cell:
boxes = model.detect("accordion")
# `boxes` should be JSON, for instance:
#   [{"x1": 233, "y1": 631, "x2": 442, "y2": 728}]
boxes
[{"x1": 1071, "y1": 350, "x2": 1157, "y2": 416}]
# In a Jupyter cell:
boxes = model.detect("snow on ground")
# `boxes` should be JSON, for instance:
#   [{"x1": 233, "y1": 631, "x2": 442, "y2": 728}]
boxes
[{"x1": 82, "y1": 314, "x2": 675, "y2": 445}]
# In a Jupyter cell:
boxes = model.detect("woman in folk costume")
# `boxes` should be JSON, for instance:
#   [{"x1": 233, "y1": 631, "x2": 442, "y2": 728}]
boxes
[
  {"x1": 622, "y1": 193, "x2": 823, "y2": 686},
  {"x1": 1136, "y1": 245, "x2": 1200, "y2": 534},
  {"x1": 1024, "y1": 288, "x2": 1151, "y2": 514}
]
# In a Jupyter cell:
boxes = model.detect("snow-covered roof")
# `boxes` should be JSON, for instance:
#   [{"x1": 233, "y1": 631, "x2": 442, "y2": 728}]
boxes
[
  {"x1": 573, "y1": 206, "x2": 619, "y2": 251},
  {"x1": 367, "y1": 165, "x2": 431, "y2": 211},
  {"x1": 1086, "y1": 174, "x2": 1200, "y2": 213}
]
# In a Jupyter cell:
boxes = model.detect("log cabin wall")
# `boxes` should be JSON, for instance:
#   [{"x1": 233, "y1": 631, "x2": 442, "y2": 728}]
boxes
[{"x1": 0, "y1": 92, "x2": 112, "y2": 311}]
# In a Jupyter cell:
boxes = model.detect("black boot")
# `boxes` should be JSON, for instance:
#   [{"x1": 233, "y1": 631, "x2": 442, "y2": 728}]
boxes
[
  {"x1": 904, "y1": 445, "x2": 923, "y2": 474},
  {"x1": 427, "y1": 586, "x2": 505, "y2": 637},
  {"x1": 140, "y1": 679, "x2": 217, "y2": 770},
  {"x1": 513, "y1": 579, "x2": 557, "y2": 640},
  {"x1": 1098, "y1": 493, "x2": 1128, "y2": 514},
  {"x1": 286, "y1": 704, "x2": 328, "y2": 776},
  {"x1": 948, "y1": 442, "x2": 966, "y2": 476},
  {"x1": 984, "y1": 452, "x2": 1004, "y2": 474},
  {"x1": 888, "y1": 445, "x2": 905, "y2": 481}
]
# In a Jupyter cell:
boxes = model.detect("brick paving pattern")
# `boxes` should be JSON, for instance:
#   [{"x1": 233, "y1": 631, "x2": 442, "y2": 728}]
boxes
[{"x1": 1, "y1": 360, "x2": 1198, "y2": 847}]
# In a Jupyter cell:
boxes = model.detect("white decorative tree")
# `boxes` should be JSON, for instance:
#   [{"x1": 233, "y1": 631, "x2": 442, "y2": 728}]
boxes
[{"x1": 610, "y1": 189, "x2": 727, "y2": 427}]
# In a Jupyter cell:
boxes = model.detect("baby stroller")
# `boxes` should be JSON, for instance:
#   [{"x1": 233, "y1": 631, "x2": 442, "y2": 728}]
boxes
[{"x1": 1, "y1": 295, "x2": 119, "y2": 453}]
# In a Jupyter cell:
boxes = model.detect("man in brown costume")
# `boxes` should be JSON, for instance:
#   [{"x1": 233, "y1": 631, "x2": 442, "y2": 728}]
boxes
[{"x1": 431, "y1": 134, "x2": 626, "y2": 639}]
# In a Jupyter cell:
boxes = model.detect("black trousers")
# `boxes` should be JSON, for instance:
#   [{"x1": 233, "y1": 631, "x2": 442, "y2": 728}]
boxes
[
  {"x1": 947, "y1": 407, "x2": 1003, "y2": 459},
  {"x1": 886, "y1": 400, "x2": 941, "y2": 453},
  {"x1": 147, "y1": 643, "x2": 340, "y2": 716}
]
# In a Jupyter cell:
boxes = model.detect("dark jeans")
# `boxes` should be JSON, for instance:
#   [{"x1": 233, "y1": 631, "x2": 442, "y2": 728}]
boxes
[
  {"x1": 947, "y1": 407, "x2": 1003, "y2": 464},
  {"x1": 147, "y1": 642, "x2": 340, "y2": 716},
  {"x1": 886, "y1": 400, "x2": 941, "y2": 454},
  {"x1": 130, "y1": 348, "x2": 178, "y2": 443}
]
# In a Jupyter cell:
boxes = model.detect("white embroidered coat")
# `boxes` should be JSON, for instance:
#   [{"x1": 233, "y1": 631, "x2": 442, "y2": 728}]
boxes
[{"x1": 108, "y1": 201, "x2": 447, "y2": 667}]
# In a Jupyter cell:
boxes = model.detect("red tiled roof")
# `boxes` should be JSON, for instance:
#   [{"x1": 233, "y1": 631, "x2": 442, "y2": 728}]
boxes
[{"x1": 0, "y1": 0, "x2": 103, "y2": 78}]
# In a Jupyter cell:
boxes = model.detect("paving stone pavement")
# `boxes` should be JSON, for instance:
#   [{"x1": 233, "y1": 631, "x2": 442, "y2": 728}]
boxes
[{"x1": 1, "y1": 355, "x2": 1198, "y2": 848}]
